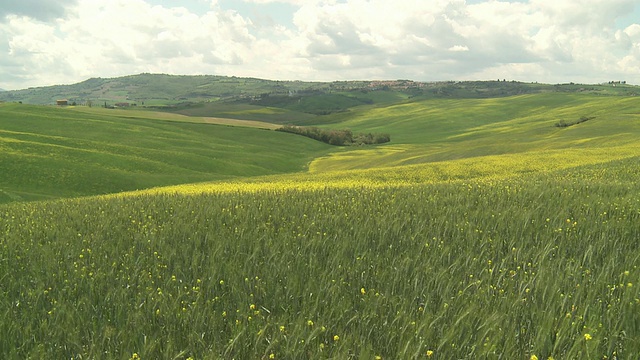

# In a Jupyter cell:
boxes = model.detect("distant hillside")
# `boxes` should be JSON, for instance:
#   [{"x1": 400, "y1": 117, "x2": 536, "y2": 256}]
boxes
[
  {"x1": 0, "y1": 102, "x2": 332, "y2": 203},
  {"x1": 0, "y1": 74, "x2": 322, "y2": 106},
  {"x1": 3, "y1": 89, "x2": 640, "y2": 203},
  {"x1": 2, "y1": 73, "x2": 638, "y2": 108}
]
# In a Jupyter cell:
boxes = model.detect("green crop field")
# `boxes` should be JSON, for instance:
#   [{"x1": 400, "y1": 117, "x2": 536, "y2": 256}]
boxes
[
  {"x1": 308, "y1": 93, "x2": 640, "y2": 171},
  {"x1": 1, "y1": 86, "x2": 640, "y2": 359},
  {"x1": 0, "y1": 103, "x2": 331, "y2": 203}
]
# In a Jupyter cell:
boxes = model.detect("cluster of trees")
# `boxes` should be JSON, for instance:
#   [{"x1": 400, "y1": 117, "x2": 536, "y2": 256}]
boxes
[
  {"x1": 555, "y1": 116, "x2": 594, "y2": 128},
  {"x1": 277, "y1": 125, "x2": 390, "y2": 146}
]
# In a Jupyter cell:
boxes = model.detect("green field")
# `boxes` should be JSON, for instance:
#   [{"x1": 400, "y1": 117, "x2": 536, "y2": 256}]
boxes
[
  {"x1": 1, "y1": 84, "x2": 640, "y2": 359},
  {"x1": 306, "y1": 92, "x2": 640, "y2": 171},
  {"x1": 0, "y1": 103, "x2": 330, "y2": 202}
]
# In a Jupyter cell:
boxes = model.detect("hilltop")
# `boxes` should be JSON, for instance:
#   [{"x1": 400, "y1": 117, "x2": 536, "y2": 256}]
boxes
[
  {"x1": 0, "y1": 74, "x2": 421, "y2": 106},
  {"x1": 1, "y1": 73, "x2": 638, "y2": 110}
]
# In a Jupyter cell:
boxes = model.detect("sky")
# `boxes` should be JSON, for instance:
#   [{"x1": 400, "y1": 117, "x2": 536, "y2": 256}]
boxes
[{"x1": 1, "y1": 0, "x2": 640, "y2": 90}]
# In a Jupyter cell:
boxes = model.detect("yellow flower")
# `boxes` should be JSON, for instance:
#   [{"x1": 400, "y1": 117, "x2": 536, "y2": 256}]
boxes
[
  {"x1": 130, "y1": 353, "x2": 140, "y2": 360},
  {"x1": 250, "y1": 304, "x2": 256, "y2": 310},
  {"x1": 333, "y1": 335, "x2": 340, "y2": 342},
  {"x1": 584, "y1": 333, "x2": 592, "y2": 341},
  {"x1": 361, "y1": 287, "x2": 366, "y2": 295},
  {"x1": 307, "y1": 320, "x2": 314, "y2": 326},
  {"x1": 269, "y1": 353, "x2": 275, "y2": 359},
  {"x1": 279, "y1": 325, "x2": 285, "y2": 332},
  {"x1": 426, "y1": 350, "x2": 434, "y2": 357},
  {"x1": 530, "y1": 355, "x2": 538, "y2": 360}
]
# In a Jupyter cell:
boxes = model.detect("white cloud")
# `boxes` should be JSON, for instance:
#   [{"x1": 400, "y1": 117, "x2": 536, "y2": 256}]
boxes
[
  {"x1": 624, "y1": 24, "x2": 640, "y2": 39},
  {"x1": 449, "y1": 45, "x2": 469, "y2": 52},
  {"x1": 1, "y1": 0, "x2": 640, "y2": 90},
  {"x1": 1, "y1": 0, "x2": 262, "y2": 88}
]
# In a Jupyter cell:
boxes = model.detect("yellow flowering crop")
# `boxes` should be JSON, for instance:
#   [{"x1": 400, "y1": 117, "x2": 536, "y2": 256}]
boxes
[{"x1": 104, "y1": 143, "x2": 640, "y2": 201}]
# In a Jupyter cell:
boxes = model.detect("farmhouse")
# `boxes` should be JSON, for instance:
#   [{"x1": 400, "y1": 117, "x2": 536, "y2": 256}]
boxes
[{"x1": 56, "y1": 99, "x2": 68, "y2": 106}]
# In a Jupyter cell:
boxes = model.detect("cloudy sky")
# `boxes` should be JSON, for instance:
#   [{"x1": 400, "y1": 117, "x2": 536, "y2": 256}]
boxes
[{"x1": 1, "y1": 0, "x2": 640, "y2": 90}]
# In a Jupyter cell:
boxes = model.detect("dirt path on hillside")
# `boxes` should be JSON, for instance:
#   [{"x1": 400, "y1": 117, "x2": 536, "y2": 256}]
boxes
[
  {"x1": 200, "y1": 116, "x2": 280, "y2": 130},
  {"x1": 70, "y1": 107, "x2": 280, "y2": 130}
]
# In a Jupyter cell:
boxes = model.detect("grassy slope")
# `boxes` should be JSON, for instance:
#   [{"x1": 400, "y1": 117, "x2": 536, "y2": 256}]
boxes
[
  {"x1": 0, "y1": 103, "x2": 331, "y2": 203},
  {"x1": 3, "y1": 92, "x2": 640, "y2": 201},
  {"x1": 309, "y1": 93, "x2": 640, "y2": 171},
  {"x1": 70, "y1": 106, "x2": 281, "y2": 129},
  {"x1": 163, "y1": 102, "x2": 319, "y2": 125},
  {"x1": 1, "y1": 151, "x2": 639, "y2": 359},
  {"x1": 160, "y1": 90, "x2": 413, "y2": 125}
]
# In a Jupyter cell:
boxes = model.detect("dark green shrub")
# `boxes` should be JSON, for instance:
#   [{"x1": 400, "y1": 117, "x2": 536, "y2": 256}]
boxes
[{"x1": 276, "y1": 126, "x2": 390, "y2": 146}]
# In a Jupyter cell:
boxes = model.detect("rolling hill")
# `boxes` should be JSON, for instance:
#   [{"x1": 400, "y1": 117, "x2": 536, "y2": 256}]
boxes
[
  {"x1": 307, "y1": 92, "x2": 640, "y2": 171},
  {"x1": 0, "y1": 73, "x2": 397, "y2": 107},
  {"x1": 2, "y1": 86, "x2": 640, "y2": 204},
  {"x1": 1, "y1": 78, "x2": 640, "y2": 359},
  {"x1": 2, "y1": 73, "x2": 638, "y2": 112},
  {"x1": 0, "y1": 102, "x2": 331, "y2": 203}
]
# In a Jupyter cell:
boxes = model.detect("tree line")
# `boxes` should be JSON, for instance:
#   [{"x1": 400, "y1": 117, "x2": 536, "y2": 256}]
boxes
[{"x1": 276, "y1": 125, "x2": 390, "y2": 146}]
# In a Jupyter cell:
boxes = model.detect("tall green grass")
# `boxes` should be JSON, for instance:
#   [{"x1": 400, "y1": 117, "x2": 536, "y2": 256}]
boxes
[{"x1": 1, "y1": 156, "x2": 639, "y2": 359}]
